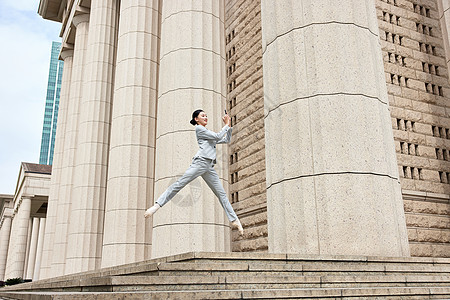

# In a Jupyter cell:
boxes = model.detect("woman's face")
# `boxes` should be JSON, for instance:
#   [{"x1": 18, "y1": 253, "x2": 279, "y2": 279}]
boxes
[{"x1": 195, "y1": 111, "x2": 208, "y2": 126}]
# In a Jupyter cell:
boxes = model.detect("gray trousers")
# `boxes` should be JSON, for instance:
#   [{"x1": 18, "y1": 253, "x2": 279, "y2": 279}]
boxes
[{"x1": 156, "y1": 157, "x2": 238, "y2": 222}]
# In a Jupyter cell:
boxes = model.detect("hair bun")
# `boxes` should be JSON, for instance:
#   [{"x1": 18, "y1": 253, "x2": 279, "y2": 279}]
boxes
[{"x1": 190, "y1": 119, "x2": 197, "y2": 126}]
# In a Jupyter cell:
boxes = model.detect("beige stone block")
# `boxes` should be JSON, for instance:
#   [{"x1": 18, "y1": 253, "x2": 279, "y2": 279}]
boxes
[
  {"x1": 112, "y1": 87, "x2": 157, "y2": 117},
  {"x1": 160, "y1": 12, "x2": 222, "y2": 55},
  {"x1": 109, "y1": 115, "x2": 156, "y2": 150},
  {"x1": 267, "y1": 174, "x2": 409, "y2": 256},
  {"x1": 432, "y1": 243, "x2": 450, "y2": 257},
  {"x1": 414, "y1": 123, "x2": 432, "y2": 135},
  {"x1": 406, "y1": 78, "x2": 426, "y2": 91},
  {"x1": 117, "y1": 9, "x2": 159, "y2": 62},
  {"x1": 410, "y1": 243, "x2": 433, "y2": 256},
  {"x1": 381, "y1": 40, "x2": 396, "y2": 52},
  {"x1": 264, "y1": 28, "x2": 387, "y2": 109},
  {"x1": 152, "y1": 223, "x2": 230, "y2": 259},
  {"x1": 407, "y1": 228, "x2": 418, "y2": 241},
  {"x1": 401, "y1": 86, "x2": 420, "y2": 99},
  {"x1": 262, "y1": 0, "x2": 380, "y2": 45},
  {"x1": 417, "y1": 229, "x2": 445, "y2": 242},
  {"x1": 437, "y1": 202, "x2": 450, "y2": 215},
  {"x1": 265, "y1": 95, "x2": 399, "y2": 185},
  {"x1": 411, "y1": 100, "x2": 430, "y2": 113},
  {"x1": 158, "y1": 50, "x2": 224, "y2": 96},
  {"x1": 399, "y1": 18, "x2": 417, "y2": 31},
  {"x1": 106, "y1": 177, "x2": 154, "y2": 211},
  {"x1": 388, "y1": 83, "x2": 402, "y2": 96},
  {"x1": 114, "y1": 58, "x2": 158, "y2": 90}
]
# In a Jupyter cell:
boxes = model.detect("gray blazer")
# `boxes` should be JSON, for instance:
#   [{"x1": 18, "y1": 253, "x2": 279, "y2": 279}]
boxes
[{"x1": 194, "y1": 125, "x2": 232, "y2": 160}]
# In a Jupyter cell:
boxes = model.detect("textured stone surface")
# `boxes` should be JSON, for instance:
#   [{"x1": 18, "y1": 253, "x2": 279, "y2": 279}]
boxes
[
  {"x1": 377, "y1": 0, "x2": 450, "y2": 256},
  {"x1": 225, "y1": 0, "x2": 268, "y2": 252},
  {"x1": 25, "y1": 218, "x2": 40, "y2": 279},
  {"x1": 261, "y1": 0, "x2": 409, "y2": 256},
  {"x1": 403, "y1": 190, "x2": 450, "y2": 257},
  {"x1": 66, "y1": 0, "x2": 119, "y2": 275},
  {"x1": 102, "y1": 0, "x2": 160, "y2": 269},
  {"x1": 0, "y1": 211, "x2": 12, "y2": 280},
  {"x1": 0, "y1": 251, "x2": 449, "y2": 299},
  {"x1": 151, "y1": 0, "x2": 230, "y2": 258},
  {"x1": 46, "y1": 13, "x2": 90, "y2": 279},
  {"x1": 4, "y1": 198, "x2": 31, "y2": 279},
  {"x1": 39, "y1": 49, "x2": 73, "y2": 281}
]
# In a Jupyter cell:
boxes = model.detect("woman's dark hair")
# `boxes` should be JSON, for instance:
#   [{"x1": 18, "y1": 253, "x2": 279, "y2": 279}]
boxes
[{"x1": 190, "y1": 109, "x2": 203, "y2": 126}]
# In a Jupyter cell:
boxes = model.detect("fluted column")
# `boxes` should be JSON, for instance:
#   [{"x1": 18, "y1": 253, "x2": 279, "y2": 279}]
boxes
[
  {"x1": 102, "y1": 0, "x2": 160, "y2": 268},
  {"x1": 39, "y1": 49, "x2": 74, "y2": 279},
  {"x1": 437, "y1": 0, "x2": 450, "y2": 82},
  {"x1": 261, "y1": 0, "x2": 410, "y2": 256},
  {"x1": 0, "y1": 212, "x2": 12, "y2": 281},
  {"x1": 152, "y1": 0, "x2": 230, "y2": 258},
  {"x1": 22, "y1": 219, "x2": 32, "y2": 278},
  {"x1": 4, "y1": 197, "x2": 31, "y2": 279},
  {"x1": 66, "y1": 0, "x2": 119, "y2": 274},
  {"x1": 25, "y1": 218, "x2": 40, "y2": 279},
  {"x1": 33, "y1": 218, "x2": 46, "y2": 280},
  {"x1": 48, "y1": 13, "x2": 90, "y2": 278}
]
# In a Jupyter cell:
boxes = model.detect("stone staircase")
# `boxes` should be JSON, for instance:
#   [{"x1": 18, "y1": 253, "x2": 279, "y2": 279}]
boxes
[{"x1": 0, "y1": 252, "x2": 449, "y2": 299}]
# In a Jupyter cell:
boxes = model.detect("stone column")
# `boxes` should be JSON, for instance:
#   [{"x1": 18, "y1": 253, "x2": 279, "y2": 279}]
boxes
[
  {"x1": 66, "y1": 0, "x2": 119, "y2": 274},
  {"x1": 0, "y1": 213, "x2": 12, "y2": 281},
  {"x1": 33, "y1": 218, "x2": 46, "y2": 280},
  {"x1": 261, "y1": 0, "x2": 410, "y2": 256},
  {"x1": 49, "y1": 13, "x2": 90, "y2": 278},
  {"x1": 4, "y1": 197, "x2": 31, "y2": 279},
  {"x1": 437, "y1": 0, "x2": 450, "y2": 81},
  {"x1": 25, "y1": 218, "x2": 40, "y2": 280},
  {"x1": 102, "y1": 0, "x2": 160, "y2": 268},
  {"x1": 152, "y1": 0, "x2": 230, "y2": 258},
  {"x1": 39, "y1": 49, "x2": 74, "y2": 279},
  {"x1": 22, "y1": 219, "x2": 32, "y2": 279}
]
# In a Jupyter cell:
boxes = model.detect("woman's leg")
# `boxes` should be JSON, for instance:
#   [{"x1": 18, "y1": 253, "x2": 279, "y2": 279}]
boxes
[
  {"x1": 201, "y1": 167, "x2": 238, "y2": 222},
  {"x1": 145, "y1": 160, "x2": 204, "y2": 218},
  {"x1": 157, "y1": 163, "x2": 204, "y2": 207}
]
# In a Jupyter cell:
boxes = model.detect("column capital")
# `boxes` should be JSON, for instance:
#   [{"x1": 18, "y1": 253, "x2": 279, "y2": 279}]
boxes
[
  {"x1": 60, "y1": 50, "x2": 74, "y2": 61},
  {"x1": 72, "y1": 13, "x2": 90, "y2": 27}
]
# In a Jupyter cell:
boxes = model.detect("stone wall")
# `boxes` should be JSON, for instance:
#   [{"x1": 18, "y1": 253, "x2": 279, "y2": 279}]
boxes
[
  {"x1": 224, "y1": 0, "x2": 449, "y2": 257},
  {"x1": 225, "y1": 0, "x2": 268, "y2": 252},
  {"x1": 376, "y1": 0, "x2": 450, "y2": 256},
  {"x1": 403, "y1": 190, "x2": 449, "y2": 256}
]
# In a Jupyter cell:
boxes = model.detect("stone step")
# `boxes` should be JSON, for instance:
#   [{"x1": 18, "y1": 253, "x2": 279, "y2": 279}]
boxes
[
  {"x1": 17, "y1": 252, "x2": 448, "y2": 281},
  {"x1": 3, "y1": 274, "x2": 449, "y2": 293},
  {"x1": 109, "y1": 274, "x2": 450, "y2": 292},
  {"x1": 1, "y1": 252, "x2": 449, "y2": 299},
  {"x1": 1, "y1": 286, "x2": 449, "y2": 300},
  {"x1": 126, "y1": 261, "x2": 450, "y2": 277}
]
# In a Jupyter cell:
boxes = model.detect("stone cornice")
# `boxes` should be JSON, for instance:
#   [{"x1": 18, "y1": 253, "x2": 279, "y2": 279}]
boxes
[
  {"x1": 38, "y1": 0, "x2": 64, "y2": 22},
  {"x1": 402, "y1": 189, "x2": 450, "y2": 203}
]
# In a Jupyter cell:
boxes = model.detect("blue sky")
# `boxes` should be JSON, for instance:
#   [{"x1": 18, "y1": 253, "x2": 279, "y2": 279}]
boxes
[{"x1": 0, "y1": 0, "x2": 61, "y2": 194}]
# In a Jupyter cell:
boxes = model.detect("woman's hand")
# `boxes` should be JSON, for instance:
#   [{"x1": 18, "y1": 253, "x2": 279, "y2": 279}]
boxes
[{"x1": 222, "y1": 114, "x2": 231, "y2": 127}]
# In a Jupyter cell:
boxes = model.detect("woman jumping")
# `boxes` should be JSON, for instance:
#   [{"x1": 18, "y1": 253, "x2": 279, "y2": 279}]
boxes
[{"x1": 144, "y1": 109, "x2": 244, "y2": 235}]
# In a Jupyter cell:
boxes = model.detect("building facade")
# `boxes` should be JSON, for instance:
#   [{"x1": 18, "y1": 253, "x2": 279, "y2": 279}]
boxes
[
  {"x1": 0, "y1": 0, "x2": 445, "y2": 282},
  {"x1": 39, "y1": 41, "x2": 64, "y2": 165},
  {"x1": 0, "y1": 164, "x2": 50, "y2": 281},
  {"x1": 224, "y1": 0, "x2": 450, "y2": 257}
]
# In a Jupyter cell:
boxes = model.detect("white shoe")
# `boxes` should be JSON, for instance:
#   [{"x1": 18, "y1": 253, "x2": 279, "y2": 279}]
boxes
[
  {"x1": 231, "y1": 219, "x2": 244, "y2": 235},
  {"x1": 144, "y1": 204, "x2": 160, "y2": 218}
]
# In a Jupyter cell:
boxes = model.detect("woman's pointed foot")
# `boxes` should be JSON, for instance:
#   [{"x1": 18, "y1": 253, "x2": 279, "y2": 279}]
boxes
[
  {"x1": 231, "y1": 218, "x2": 244, "y2": 235},
  {"x1": 144, "y1": 204, "x2": 160, "y2": 218}
]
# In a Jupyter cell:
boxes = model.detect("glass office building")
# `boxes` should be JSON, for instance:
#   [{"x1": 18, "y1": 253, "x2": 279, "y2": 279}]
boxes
[{"x1": 39, "y1": 41, "x2": 63, "y2": 165}]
